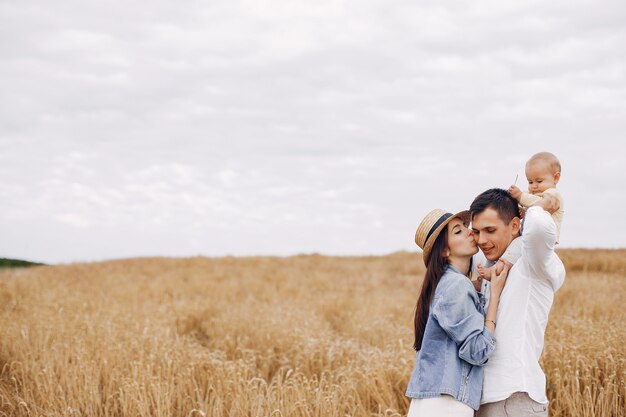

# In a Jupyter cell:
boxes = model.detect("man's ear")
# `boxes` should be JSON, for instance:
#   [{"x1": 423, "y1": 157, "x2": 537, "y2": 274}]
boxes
[
  {"x1": 553, "y1": 171, "x2": 561, "y2": 185},
  {"x1": 510, "y1": 217, "x2": 521, "y2": 236}
]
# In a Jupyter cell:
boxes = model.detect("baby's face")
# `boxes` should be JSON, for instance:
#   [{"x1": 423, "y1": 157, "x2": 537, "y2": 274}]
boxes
[{"x1": 525, "y1": 162, "x2": 559, "y2": 195}]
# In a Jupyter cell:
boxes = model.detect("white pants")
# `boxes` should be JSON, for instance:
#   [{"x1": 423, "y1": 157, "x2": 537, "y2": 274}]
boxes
[{"x1": 407, "y1": 395, "x2": 474, "y2": 417}]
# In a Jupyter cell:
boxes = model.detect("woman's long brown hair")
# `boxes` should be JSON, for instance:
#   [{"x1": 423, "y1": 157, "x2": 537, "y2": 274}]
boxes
[{"x1": 413, "y1": 227, "x2": 449, "y2": 351}]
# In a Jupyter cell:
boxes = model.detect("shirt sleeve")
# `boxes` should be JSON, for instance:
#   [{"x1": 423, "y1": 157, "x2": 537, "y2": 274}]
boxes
[
  {"x1": 542, "y1": 188, "x2": 563, "y2": 207},
  {"x1": 500, "y1": 236, "x2": 522, "y2": 265},
  {"x1": 521, "y1": 206, "x2": 566, "y2": 289},
  {"x1": 519, "y1": 192, "x2": 542, "y2": 208},
  {"x1": 432, "y1": 277, "x2": 496, "y2": 366}
]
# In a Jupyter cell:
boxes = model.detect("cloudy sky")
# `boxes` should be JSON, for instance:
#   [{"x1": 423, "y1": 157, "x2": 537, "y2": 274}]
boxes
[{"x1": 1, "y1": 0, "x2": 625, "y2": 264}]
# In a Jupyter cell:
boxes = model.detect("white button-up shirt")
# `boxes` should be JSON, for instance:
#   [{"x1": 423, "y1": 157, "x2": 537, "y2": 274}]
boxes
[{"x1": 475, "y1": 206, "x2": 566, "y2": 405}]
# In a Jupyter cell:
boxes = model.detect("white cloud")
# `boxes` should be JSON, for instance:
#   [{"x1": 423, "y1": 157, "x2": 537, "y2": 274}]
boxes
[{"x1": 0, "y1": 0, "x2": 625, "y2": 262}]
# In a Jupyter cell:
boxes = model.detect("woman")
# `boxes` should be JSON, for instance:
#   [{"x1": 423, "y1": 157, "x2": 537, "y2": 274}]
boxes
[{"x1": 405, "y1": 209, "x2": 508, "y2": 416}]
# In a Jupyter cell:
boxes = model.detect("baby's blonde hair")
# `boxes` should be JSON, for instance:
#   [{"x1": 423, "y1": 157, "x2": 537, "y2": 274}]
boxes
[{"x1": 526, "y1": 152, "x2": 561, "y2": 175}]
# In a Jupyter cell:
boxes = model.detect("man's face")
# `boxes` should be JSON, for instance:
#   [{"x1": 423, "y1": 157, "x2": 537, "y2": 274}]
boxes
[{"x1": 471, "y1": 207, "x2": 520, "y2": 261}]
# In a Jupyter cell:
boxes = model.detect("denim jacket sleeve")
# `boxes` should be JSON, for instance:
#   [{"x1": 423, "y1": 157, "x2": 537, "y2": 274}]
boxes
[{"x1": 432, "y1": 275, "x2": 496, "y2": 366}]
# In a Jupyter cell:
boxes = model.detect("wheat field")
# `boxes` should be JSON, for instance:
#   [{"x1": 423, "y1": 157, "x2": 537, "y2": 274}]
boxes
[{"x1": 0, "y1": 250, "x2": 624, "y2": 417}]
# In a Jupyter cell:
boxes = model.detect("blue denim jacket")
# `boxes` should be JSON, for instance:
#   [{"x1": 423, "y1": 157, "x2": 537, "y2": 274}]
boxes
[{"x1": 405, "y1": 265, "x2": 496, "y2": 411}]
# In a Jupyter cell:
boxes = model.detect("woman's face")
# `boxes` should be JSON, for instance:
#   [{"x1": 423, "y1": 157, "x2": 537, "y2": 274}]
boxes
[{"x1": 446, "y1": 218, "x2": 478, "y2": 258}]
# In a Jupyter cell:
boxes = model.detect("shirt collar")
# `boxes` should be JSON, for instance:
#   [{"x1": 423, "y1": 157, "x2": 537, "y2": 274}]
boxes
[
  {"x1": 446, "y1": 263, "x2": 473, "y2": 277},
  {"x1": 447, "y1": 264, "x2": 463, "y2": 275}
]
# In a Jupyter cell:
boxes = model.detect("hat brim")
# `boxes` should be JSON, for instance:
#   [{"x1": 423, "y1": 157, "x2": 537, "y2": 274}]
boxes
[{"x1": 421, "y1": 210, "x2": 471, "y2": 266}]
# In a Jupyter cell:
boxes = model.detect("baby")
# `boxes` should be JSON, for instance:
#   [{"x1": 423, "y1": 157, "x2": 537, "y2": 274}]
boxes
[{"x1": 478, "y1": 151, "x2": 564, "y2": 279}]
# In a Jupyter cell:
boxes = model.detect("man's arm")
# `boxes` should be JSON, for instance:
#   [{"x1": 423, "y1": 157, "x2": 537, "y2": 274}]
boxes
[{"x1": 521, "y1": 201, "x2": 565, "y2": 289}]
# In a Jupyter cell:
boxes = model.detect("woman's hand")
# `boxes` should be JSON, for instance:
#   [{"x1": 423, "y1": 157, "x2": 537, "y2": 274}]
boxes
[
  {"x1": 489, "y1": 262, "x2": 510, "y2": 299},
  {"x1": 484, "y1": 262, "x2": 511, "y2": 333}
]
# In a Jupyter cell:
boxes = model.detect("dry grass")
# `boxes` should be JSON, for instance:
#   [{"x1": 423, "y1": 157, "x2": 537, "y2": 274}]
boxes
[{"x1": 0, "y1": 249, "x2": 624, "y2": 417}]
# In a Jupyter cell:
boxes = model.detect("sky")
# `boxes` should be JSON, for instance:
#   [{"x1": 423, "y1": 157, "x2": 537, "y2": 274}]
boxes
[{"x1": 1, "y1": 0, "x2": 625, "y2": 264}]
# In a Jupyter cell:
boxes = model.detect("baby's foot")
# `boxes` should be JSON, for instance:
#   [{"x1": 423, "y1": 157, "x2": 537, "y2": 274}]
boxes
[{"x1": 477, "y1": 264, "x2": 495, "y2": 281}]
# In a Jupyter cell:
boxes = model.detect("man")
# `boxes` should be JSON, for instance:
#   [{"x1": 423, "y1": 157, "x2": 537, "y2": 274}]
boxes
[{"x1": 470, "y1": 188, "x2": 565, "y2": 417}]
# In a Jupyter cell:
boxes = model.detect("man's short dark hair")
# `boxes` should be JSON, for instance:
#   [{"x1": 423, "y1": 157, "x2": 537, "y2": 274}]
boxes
[{"x1": 470, "y1": 188, "x2": 521, "y2": 224}]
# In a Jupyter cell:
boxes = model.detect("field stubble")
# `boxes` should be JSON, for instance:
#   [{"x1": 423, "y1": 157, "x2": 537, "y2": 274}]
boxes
[{"x1": 0, "y1": 250, "x2": 624, "y2": 416}]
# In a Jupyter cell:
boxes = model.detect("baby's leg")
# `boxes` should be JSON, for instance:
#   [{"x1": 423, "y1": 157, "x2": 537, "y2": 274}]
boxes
[
  {"x1": 477, "y1": 263, "x2": 495, "y2": 280},
  {"x1": 478, "y1": 260, "x2": 509, "y2": 280}
]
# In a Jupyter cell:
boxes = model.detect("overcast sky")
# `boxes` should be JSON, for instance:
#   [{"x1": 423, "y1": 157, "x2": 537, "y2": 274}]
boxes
[{"x1": 1, "y1": 0, "x2": 625, "y2": 264}]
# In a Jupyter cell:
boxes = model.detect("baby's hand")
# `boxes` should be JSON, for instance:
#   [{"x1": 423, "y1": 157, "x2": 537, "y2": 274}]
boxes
[
  {"x1": 532, "y1": 192, "x2": 560, "y2": 214},
  {"x1": 508, "y1": 184, "x2": 522, "y2": 201}
]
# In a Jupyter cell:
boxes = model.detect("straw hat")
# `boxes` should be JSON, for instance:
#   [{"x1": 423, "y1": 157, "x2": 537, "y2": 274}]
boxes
[{"x1": 415, "y1": 209, "x2": 471, "y2": 266}]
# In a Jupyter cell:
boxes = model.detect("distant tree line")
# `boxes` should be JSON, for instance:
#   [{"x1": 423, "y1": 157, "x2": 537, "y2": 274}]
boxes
[{"x1": 0, "y1": 258, "x2": 44, "y2": 268}]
